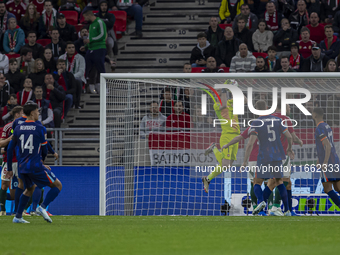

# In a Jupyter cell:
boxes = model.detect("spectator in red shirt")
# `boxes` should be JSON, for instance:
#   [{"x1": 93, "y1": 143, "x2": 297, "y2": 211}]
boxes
[
  {"x1": 298, "y1": 26, "x2": 315, "y2": 59},
  {"x1": 5, "y1": 0, "x2": 26, "y2": 22},
  {"x1": 166, "y1": 101, "x2": 191, "y2": 131},
  {"x1": 17, "y1": 78, "x2": 34, "y2": 105},
  {"x1": 306, "y1": 13, "x2": 325, "y2": 44}
]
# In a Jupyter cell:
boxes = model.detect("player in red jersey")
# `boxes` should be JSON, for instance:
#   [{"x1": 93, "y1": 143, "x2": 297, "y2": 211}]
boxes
[
  {"x1": 271, "y1": 100, "x2": 303, "y2": 216},
  {"x1": 6, "y1": 0, "x2": 26, "y2": 22},
  {"x1": 0, "y1": 106, "x2": 24, "y2": 216}
]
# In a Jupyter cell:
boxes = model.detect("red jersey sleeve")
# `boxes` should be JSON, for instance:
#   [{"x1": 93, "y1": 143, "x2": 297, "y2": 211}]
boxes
[
  {"x1": 2, "y1": 106, "x2": 8, "y2": 117},
  {"x1": 240, "y1": 127, "x2": 250, "y2": 139}
]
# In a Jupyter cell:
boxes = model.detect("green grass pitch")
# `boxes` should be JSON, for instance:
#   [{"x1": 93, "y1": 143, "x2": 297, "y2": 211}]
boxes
[{"x1": 1, "y1": 216, "x2": 340, "y2": 255}]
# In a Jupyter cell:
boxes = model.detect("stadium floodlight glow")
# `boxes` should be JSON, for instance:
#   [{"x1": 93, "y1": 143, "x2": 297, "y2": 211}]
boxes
[{"x1": 100, "y1": 73, "x2": 340, "y2": 216}]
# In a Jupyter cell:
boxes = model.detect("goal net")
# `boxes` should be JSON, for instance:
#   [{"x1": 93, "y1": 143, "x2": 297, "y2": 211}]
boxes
[{"x1": 100, "y1": 73, "x2": 340, "y2": 216}]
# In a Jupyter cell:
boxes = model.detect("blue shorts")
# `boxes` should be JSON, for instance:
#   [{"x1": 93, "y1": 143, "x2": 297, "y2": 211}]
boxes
[
  {"x1": 255, "y1": 161, "x2": 284, "y2": 180},
  {"x1": 321, "y1": 171, "x2": 340, "y2": 183},
  {"x1": 19, "y1": 168, "x2": 57, "y2": 189}
]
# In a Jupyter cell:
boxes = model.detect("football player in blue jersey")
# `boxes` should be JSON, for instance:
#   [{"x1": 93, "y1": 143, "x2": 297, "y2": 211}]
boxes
[
  {"x1": 9, "y1": 102, "x2": 58, "y2": 216},
  {"x1": 312, "y1": 108, "x2": 340, "y2": 209},
  {"x1": 242, "y1": 100, "x2": 294, "y2": 216},
  {"x1": 6, "y1": 102, "x2": 62, "y2": 223}
]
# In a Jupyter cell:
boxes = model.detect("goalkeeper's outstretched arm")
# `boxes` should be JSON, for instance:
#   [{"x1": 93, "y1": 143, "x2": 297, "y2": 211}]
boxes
[
  {"x1": 221, "y1": 135, "x2": 244, "y2": 150},
  {"x1": 218, "y1": 91, "x2": 228, "y2": 110}
]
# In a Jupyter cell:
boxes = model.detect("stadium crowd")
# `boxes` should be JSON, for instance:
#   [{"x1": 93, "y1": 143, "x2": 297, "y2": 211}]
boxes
[
  {"x1": 140, "y1": 0, "x2": 340, "y2": 133},
  {"x1": 190, "y1": 0, "x2": 340, "y2": 73},
  {"x1": 0, "y1": 0, "x2": 144, "y2": 128}
]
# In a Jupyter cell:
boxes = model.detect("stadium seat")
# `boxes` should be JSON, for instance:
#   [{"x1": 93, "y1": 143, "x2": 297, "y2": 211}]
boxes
[
  {"x1": 6, "y1": 53, "x2": 20, "y2": 59},
  {"x1": 79, "y1": 10, "x2": 98, "y2": 24},
  {"x1": 252, "y1": 52, "x2": 268, "y2": 58},
  {"x1": 109, "y1": 11, "x2": 127, "y2": 32},
  {"x1": 60, "y1": 10, "x2": 79, "y2": 25},
  {"x1": 74, "y1": 24, "x2": 83, "y2": 33},
  {"x1": 37, "y1": 39, "x2": 51, "y2": 47},
  {"x1": 219, "y1": 24, "x2": 232, "y2": 29},
  {"x1": 191, "y1": 67, "x2": 206, "y2": 73}
]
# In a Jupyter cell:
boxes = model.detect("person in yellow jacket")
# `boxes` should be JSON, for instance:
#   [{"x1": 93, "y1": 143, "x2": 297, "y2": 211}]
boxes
[{"x1": 219, "y1": 0, "x2": 244, "y2": 23}]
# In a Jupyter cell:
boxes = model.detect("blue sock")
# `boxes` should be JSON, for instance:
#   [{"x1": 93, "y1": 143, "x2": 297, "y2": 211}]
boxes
[
  {"x1": 287, "y1": 189, "x2": 292, "y2": 211},
  {"x1": 14, "y1": 187, "x2": 24, "y2": 213},
  {"x1": 254, "y1": 184, "x2": 264, "y2": 203},
  {"x1": 6, "y1": 193, "x2": 12, "y2": 200},
  {"x1": 263, "y1": 186, "x2": 272, "y2": 203},
  {"x1": 41, "y1": 187, "x2": 60, "y2": 209},
  {"x1": 327, "y1": 190, "x2": 340, "y2": 208},
  {"x1": 15, "y1": 194, "x2": 30, "y2": 218},
  {"x1": 277, "y1": 184, "x2": 289, "y2": 212},
  {"x1": 32, "y1": 188, "x2": 42, "y2": 211}
]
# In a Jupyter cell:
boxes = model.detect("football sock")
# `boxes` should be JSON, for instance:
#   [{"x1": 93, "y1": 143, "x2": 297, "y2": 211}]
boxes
[
  {"x1": 7, "y1": 193, "x2": 12, "y2": 200},
  {"x1": 14, "y1": 187, "x2": 24, "y2": 213},
  {"x1": 15, "y1": 194, "x2": 30, "y2": 219},
  {"x1": 25, "y1": 196, "x2": 33, "y2": 210},
  {"x1": 327, "y1": 190, "x2": 340, "y2": 208},
  {"x1": 32, "y1": 188, "x2": 42, "y2": 211},
  {"x1": 287, "y1": 189, "x2": 293, "y2": 211},
  {"x1": 0, "y1": 188, "x2": 7, "y2": 211},
  {"x1": 273, "y1": 181, "x2": 289, "y2": 207},
  {"x1": 267, "y1": 189, "x2": 274, "y2": 210},
  {"x1": 277, "y1": 184, "x2": 289, "y2": 212},
  {"x1": 207, "y1": 164, "x2": 224, "y2": 181},
  {"x1": 39, "y1": 189, "x2": 44, "y2": 205},
  {"x1": 213, "y1": 147, "x2": 222, "y2": 165},
  {"x1": 41, "y1": 187, "x2": 60, "y2": 209},
  {"x1": 250, "y1": 183, "x2": 257, "y2": 210},
  {"x1": 263, "y1": 186, "x2": 272, "y2": 205},
  {"x1": 254, "y1": 184, "x2": 264, "y2": 204}
]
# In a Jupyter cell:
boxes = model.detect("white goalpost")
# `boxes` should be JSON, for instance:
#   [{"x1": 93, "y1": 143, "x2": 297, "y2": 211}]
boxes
[{"x1": 100, "y1": 73, "x2": 340, "y2": 216}]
